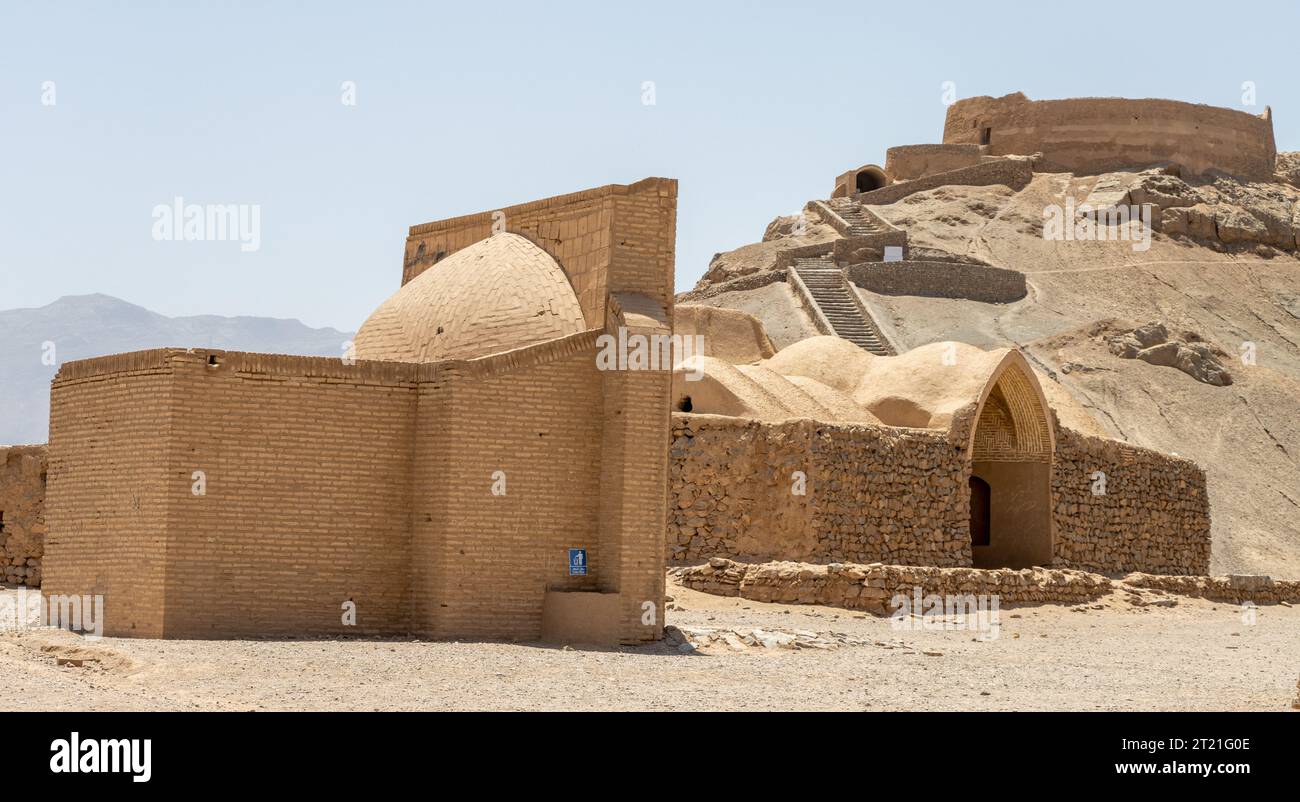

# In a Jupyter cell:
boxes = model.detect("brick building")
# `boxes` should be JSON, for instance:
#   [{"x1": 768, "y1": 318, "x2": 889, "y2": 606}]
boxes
[{"x1": 41, "y1": 178, "x2": 678, "y2": 644}]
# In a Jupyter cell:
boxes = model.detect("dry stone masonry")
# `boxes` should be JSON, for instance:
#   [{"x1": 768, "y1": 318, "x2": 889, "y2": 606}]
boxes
[
  {"x1": 669, "y1": 413, "x2": 1212, "y2": 576},
  {"x1": 1052, "y1": 428, "x2": 1212, "y2": 575},
  {"x1": 673, "y1": 558, "x2": 1113, "y2": 612},
  {"x1": 673, "y1": 558, "x2": 1300, "y2": 612},
  {"x1": 0, "y1": 445, "x2": 46, "y2": 587},
  {"x1": 669, "y1": 414, "x2": 974, "y2": 568}
]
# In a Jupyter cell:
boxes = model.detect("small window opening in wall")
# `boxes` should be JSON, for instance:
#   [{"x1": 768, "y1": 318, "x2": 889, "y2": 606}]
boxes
[
  {"x1": 207, "y1": 355, "x2": 219, "y2": 366},
  {"x1": 677, "y1": 396, "x2": 693, "y2": 412},
  {"x1": 0, "y1": 510, "x2": 5, "y2": 533},
  {"x1": 979, "y1": 127, "x2": 992, "y2": 145}
]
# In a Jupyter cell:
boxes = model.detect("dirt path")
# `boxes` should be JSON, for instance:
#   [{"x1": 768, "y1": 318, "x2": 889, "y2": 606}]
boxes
[{"x1": 1, "y1": 581, "x2": 1296, "y2": 711}]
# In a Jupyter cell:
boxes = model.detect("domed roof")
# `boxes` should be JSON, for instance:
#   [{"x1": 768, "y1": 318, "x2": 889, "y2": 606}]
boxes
[{"x1": 354, "y1": 233, "x2": 586, "y2": 363}]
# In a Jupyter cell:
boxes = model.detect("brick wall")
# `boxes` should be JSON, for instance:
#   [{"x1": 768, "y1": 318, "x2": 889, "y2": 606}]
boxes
[
  {"x1": 415, "y1": 332, "x2": 606, "y2": 641},
  {"x1": 162, "y1": 351, "x2": 419, "y2": 638},
  {"x1": 41, "y1": 180, "x2": 676, "y2": 643},
  {"x1": 404, "y1": 178, "x2": 677, "y2": 328},
  {"x1": 44, "y1": 351, "x2": 176, "y2": 636},
  {"x1": 0, "y1": 444, "x2": 47, "y2": 587},
  {"x1": 598, "y1": 320, "x2": 671, "y2": 642}
]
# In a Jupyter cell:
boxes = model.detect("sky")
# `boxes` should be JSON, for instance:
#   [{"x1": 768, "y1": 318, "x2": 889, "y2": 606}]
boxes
[{"x1": 1, "y1": 0, "x2": 1297, "y2": 331}]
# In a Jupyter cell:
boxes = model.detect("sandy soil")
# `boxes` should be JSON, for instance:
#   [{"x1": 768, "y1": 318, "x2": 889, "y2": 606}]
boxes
[{"x1": 2, "y1": 580, "x2": 1295, "y2": 712}]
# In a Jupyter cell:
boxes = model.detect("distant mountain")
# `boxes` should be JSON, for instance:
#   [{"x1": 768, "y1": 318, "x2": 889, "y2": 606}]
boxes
[{"x1": 0, "y1": 294, "x2": 355, "y2": 445}]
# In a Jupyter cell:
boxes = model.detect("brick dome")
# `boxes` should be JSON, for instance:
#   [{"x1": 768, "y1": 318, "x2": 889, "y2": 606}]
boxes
[{"x1": 354, "y1": 233, "x2": 586, "y2": 363}]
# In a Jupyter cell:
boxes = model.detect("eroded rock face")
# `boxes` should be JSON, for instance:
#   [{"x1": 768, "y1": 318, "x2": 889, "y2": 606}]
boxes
[
  {"x1": 1106, "y1": 323, "x2": 1233, "y2": 386},
  {"x1": 1128, "y1": 171, "x2": 1201, "y2": 211},
  {"x1": 1122, "y1": 167, "x2": 1300, "y2": 252},
  {"x1": 1274, "y1": 152, "x2": 1300, "y2": 189},
  {"x1": 763, "y1": 214, "x2": 805, "y2": 242}
]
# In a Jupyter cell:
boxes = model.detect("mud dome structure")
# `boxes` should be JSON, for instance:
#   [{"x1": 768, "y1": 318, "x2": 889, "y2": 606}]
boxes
[{"x1": 41, "y1": 179, "x2": 677, "y2": 644}]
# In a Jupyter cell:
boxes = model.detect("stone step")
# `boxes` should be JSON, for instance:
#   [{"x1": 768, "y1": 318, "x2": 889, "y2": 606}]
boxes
[{"x1": 791, "y1": 260, "x2": 893, "y2": 355}]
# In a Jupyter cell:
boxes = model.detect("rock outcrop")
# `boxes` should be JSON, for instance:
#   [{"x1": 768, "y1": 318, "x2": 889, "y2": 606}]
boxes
[{"x1": 1106, "y1": 322, "x2": 1233, "y2": 386}]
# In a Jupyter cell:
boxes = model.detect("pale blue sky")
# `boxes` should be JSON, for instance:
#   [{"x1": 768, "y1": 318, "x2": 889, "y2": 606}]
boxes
[{"x1": 2, "y1": 0, "x2": 1296, "y2": 330}]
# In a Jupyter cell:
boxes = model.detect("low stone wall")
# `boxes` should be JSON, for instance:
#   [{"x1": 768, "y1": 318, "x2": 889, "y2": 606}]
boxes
[
  {"x1": 673, "y1": 558, "x2": 1111, "y2": 612},
  {"x1": 0, "y1": 445, "x2": 47, "y2": 587},
  {"x1": 1122, "y1": 573, "x2": 1300, "y2": 604},
  {"x1": 668, "y1": 414, "x2": 972, "y2": 567},
  {"x1": 771, "y1": 240, "x2": 835, "y2": 271},
  {"x1": 847, "y1": 260, "x2": 1026, "y2": 303},
  {"x1": 855, "y1": 158, "x2": 1034, "y2": 206},
  {"x1": 1052, "y1": 429, "x2": 1211, "y2": 576},
  {"x1": 676, "y1": 269, "x2": 788, "y2": 302},
  {"x1": 673, "y1": 558, "x2": 1300, "y2": 614}
]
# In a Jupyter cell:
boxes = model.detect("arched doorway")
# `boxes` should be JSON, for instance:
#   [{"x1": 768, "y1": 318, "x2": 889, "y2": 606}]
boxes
[
  {"x1": 855, "y1": 167, "x2": 886, "y2": 193},
  {"x1": 968, "y1": 358, "x2": 1054, "y2": 568}
]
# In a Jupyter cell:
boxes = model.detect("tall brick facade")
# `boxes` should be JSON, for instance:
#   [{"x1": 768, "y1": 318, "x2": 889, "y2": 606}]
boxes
[{"x1": 42, "y1": 179, "x2": 677, "y2": 644}]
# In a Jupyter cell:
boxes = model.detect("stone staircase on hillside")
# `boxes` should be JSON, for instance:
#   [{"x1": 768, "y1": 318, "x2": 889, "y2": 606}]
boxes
[
  {"x1": 827, "y1": 198, "x2": 893, "y2": 237},
  {"x1": 789, "y1": 258, "x2": 894, "y2": 355}
]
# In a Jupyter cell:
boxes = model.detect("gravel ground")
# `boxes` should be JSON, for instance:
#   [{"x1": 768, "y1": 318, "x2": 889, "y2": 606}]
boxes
[{"x1": 1, "y1": 580, "x2": 1296, "y2": 711}]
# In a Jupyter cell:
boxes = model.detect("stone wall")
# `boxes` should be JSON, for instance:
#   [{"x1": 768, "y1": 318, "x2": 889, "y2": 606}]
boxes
[
  {"x1": 674, "y1": 558, "x2": 1112, "y2": 612},
  {"x1": 675, "y1": 269, "x2": 788, "y2": 302},
  {"x1": 0, "y1": 445, "x2": 46, "y2": 587},
  {"x1": 1122, "y1": 572, "x2": 1300, "y2": 604},
  {"x1": 673, "y1": 558, "x2": 1300, "y2": 613},
  {"x1": 854, "y1": 158, "x2": 1034, "y2": 206},
  {"x1": 668, "y1": 414, "x2": 972, "y2": 567},
  {"x1": 943, "y1": 93, "x2": 1277, "y2": 181},
  {"x1": 1052, "y1": 428, "x2": 1212, "y2": 576},
  {"x1": 846, "y1": 260, "x2": 1026, "y2": 303},
  {"x1": 668, "y1": 415, "x2": 1213, "y2": 576}
]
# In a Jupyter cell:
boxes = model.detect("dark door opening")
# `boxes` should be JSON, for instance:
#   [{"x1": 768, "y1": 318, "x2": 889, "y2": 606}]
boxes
[
  {"x1": 855, "y1": 171, "x2": 882, "y2": 193},
  {"x1": 979, "y1": 127, "x2": 992, "y2": 145},
  {"x1": 969, "y1": 476, "x2": 990, "y2": 547}
]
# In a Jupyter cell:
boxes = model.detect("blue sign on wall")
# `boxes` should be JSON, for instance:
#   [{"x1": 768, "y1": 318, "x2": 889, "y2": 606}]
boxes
[{"x1": 568, "y1": 548, "x2": 587, "y2": 576}]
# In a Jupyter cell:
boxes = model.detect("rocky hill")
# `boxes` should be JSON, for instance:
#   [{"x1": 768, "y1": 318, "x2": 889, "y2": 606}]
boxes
[{"x1": 682, "y1": 158, "x2": 1300, "y2": 579}]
